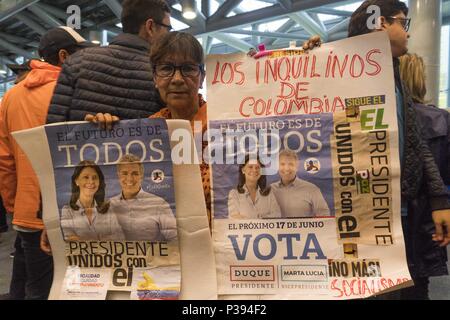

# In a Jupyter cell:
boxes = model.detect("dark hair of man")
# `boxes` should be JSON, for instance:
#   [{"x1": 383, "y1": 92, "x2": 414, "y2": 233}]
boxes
[
  {"x1": 150, "y1": 31, "x2": 204, "y2": 69},
  {"x1": 348, "y1": 0, "x2": 409, "y2": 37},
  {"x1": 43, "y1": 45, "x2": 79, "y2": 66},
  {"x1": 121, "y1": 0, "x2": 171, "y2": 34}
]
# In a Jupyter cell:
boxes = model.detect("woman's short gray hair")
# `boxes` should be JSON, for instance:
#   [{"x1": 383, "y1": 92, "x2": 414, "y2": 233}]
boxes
[{"x1": 150, "y1": 31, "x2": 204, "y2": 69}]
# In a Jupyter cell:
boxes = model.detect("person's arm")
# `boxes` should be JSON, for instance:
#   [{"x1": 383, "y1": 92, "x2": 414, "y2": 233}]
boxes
[
  {"x1": 46, "y1": 54, "x2": 81, "y2": 124},
  {"x1": 0, "y1": 96, "x2": 17, "y2": 213},
  {"x1": 411, "y1": 108, "x2": 450, "y2": 247},
  {"x1": 248, "y1": 36, "x2": 322, "y2": 58},
  {"x1": 445, "y1": 111, "x2": 450, "y2": 185}
]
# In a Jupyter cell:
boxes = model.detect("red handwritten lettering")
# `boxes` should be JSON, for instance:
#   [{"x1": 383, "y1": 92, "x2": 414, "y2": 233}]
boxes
[
  {"x1": 239, "y1": 96, "x2": 345, "y2": 117},
  {"x1": 366, "y1": 49, "x2": 382, "y2": 76},
  {"x1": 332, "y1": 54, "x2": 349, "y2": 78},
  {"x1": 277, "y1": 82, "x2": 310, "y2": 99},
  {"x1": 211, "y1": 61, "x2": 246, "y2": 85},
  {"x1": 350, "y1": 55, "x2": 365, "y2": 78},
  {"x1": 330, "y1": 277, "x2": 411, "y2": 298}
]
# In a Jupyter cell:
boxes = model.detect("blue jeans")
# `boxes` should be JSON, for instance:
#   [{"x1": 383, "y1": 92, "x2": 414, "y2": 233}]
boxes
[{"x1": 9, "y1": 231, "x2": 53, "y2": 300}]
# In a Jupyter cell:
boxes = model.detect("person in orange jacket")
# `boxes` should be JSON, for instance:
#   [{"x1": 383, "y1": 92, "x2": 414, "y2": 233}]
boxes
[
  {"x1": 0, "y1": 26, "x2": 94, "y2": 300},
  {"x1": 0, "y1": 61, "x2": 32, "y2": 256}
]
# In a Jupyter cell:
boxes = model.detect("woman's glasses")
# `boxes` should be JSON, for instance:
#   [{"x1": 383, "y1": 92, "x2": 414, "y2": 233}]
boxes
[{"x1": 153, "y1": 64, "x2": 204, "y2": 78}]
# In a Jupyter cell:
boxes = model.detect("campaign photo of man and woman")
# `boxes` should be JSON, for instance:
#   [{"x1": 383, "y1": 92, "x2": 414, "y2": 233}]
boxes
[
  {"x1": 45, "y1": 119, "x2": 177, "y2": 243},
  {"x1": 211, "y1": 114, "x2": 335, "y2": 220},
  {"x1": 59, "y1": 154, "x2": 177, "y2": 242}
]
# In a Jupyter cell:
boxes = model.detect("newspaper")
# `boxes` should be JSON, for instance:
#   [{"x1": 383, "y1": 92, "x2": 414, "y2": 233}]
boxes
[{"x1": 13, "y1": 119, "x2": 217, "y2": 300}]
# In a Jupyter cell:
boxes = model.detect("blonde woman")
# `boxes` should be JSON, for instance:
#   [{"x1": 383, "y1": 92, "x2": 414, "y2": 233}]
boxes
[
  {"x1": 399, "y1": 53, "x2": 449, "y2": 184},
  {"x1": 399, "y1": 53, "x2": 450, "y2": 299}
]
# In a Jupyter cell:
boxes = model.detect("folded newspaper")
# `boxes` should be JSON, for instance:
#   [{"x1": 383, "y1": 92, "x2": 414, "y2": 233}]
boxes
[{"x1": 13, "y1": 119, "x2": 217, "y2": 300}]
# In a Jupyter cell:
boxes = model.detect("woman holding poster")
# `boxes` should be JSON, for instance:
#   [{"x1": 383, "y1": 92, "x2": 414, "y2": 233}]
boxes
[
  {"x1": 85, "y1": 31, "x2": 213, "y2": 225},
  {"x1": 61, "y1": 160, "x2": 125, "y2": 241},
  {"x1": 227, "y1": 155, "x2": 281, "y2": 219}
]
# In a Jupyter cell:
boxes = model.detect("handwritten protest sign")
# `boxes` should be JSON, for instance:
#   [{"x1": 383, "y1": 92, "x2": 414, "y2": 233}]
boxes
[{"x1": 206, "y1": 32, "x2": 411, "y2": 299}]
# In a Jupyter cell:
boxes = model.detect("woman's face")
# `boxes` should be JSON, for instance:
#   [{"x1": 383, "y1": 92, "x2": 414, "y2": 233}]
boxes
[
  {"x1": 242, "y1": 160, "x2": 261, "y2": 185},
  {"x1": 75, "y1": 167, "x2": 100, "y2": 198},
  {"x1": 154, "y1": 54, "x2": 204, "y2": 117}
]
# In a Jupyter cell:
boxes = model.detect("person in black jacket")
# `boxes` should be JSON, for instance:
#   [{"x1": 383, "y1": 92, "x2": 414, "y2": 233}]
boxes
[
  {"x1": 399, "y1": 53, "x2": 450, "y2": 298},
  {"x1": 349, "y1": 0, "x2": 450, "y2": 299},
  {"x1": 46, "y1": 0, "x2": 170, "y2": 123}
]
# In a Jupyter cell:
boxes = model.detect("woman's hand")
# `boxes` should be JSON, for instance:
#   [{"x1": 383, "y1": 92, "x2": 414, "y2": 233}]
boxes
[
  {"x1": 302, "y1": 35, "x2": 322, "y2": 51},
  {"x1": 85, "y1": 113, "x2": 120, "y2": 130},
  {"x1": 248, "y1": 35, "x2": 322, "y2": 60},
  {"x1": 247, "y1": 48, "x2": 258, "y2": 57}
]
